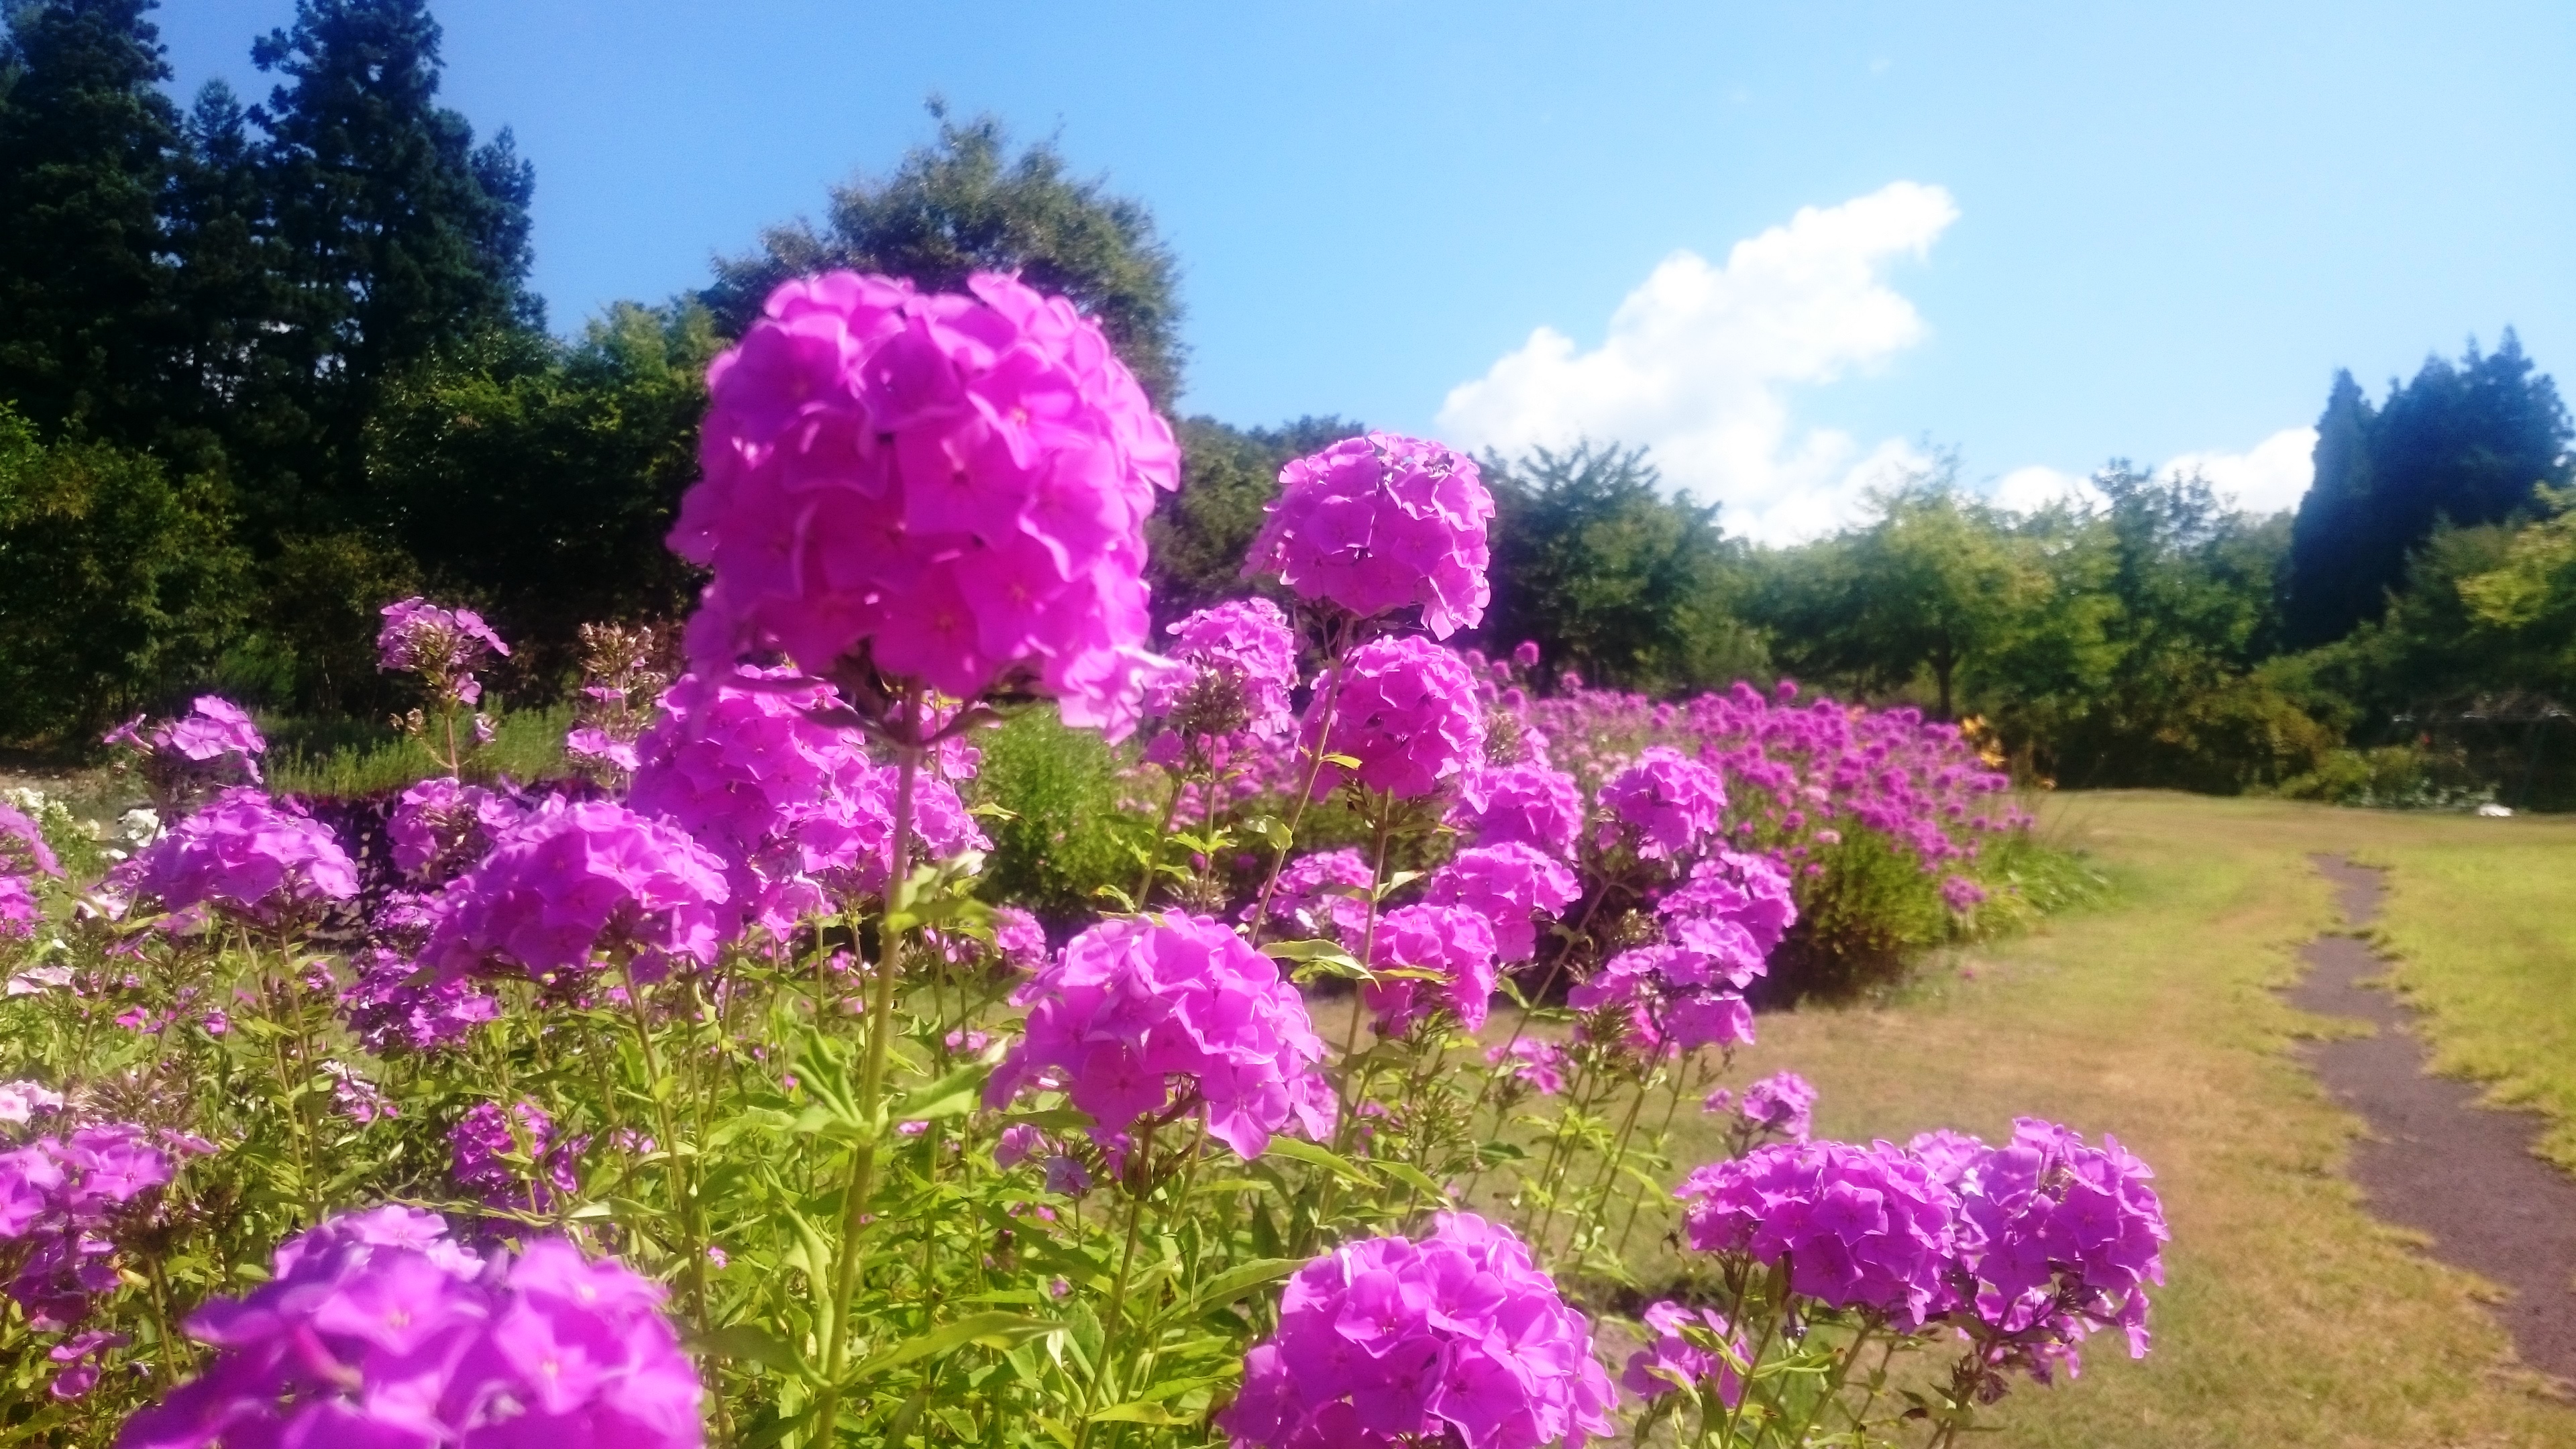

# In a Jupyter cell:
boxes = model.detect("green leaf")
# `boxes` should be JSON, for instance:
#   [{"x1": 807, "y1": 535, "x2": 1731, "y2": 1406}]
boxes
[
  {"x1": 1374, "y1": 1161, "x2": 1450, "y2": 1199},
  {"x1": 1259, "y1": 1137, "x2": 1370, "y2": 1183},
  {"x1": 1089, "y1": 1401, "x2": 1192, "y2": 1426},
  {"x1": 846, "y1": 1311, "x2": 1064, "y2": 1383},
  {"x1": 1165, "y1": 1256, "x2": 1303, "y2": 1324},
  {"x1": 890, "y1": 1059, "x2": 993, "y2": 1121},
  {"x1": 690, "y1": 1323, "x2": 802, "y2": 1373}
]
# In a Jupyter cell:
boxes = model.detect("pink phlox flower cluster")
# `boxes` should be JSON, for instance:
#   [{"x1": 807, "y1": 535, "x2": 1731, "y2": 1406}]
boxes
[
  {"x1": 1619, "y1": 1301, "x2": 1743, "y2": 1407},
  {"x1": 1676, "y1": 1141, "x2": 1957, "y2": 1327},
  {"x1": 342, "y1": 893, "x2": 503, "y2": 1053},
  {"x1": 566, "y1": 727, "x2": 641, "y2": 775},
  {"x1": 0, "y1": 1124, "x2": 174, "y2": 1337},
  {"x1": 1147, "y1": 598, "x2": 1299, "y2": 741},
  {"x1": 0, "y1": 1080, "x2": 66, "y2": 1129},
  {"x1": 323, "y1": 1062, "x2": 399, "y2": 1126},
  {"x1": 1421, "y1": 844, "x2": 1578, "y2": 963},
  {"x1": 0, "y1": 874, "x2": 37, "y2": 941},
  {"x1": 388, "y1": 776, "x2": 521, "y2": 880},
  {"x1": 1659, "y1": 851, "x2": 1797, "y2": 960},
  {"x1": 1303, "y1": 636, "x2": 1487, "y2": 800},
  {"x1": 672, "y1": 271, "x2": 1180, "y2": 739},
  {"x1": 1941, "y1": 875, "x2": 1988, "y2": 912},
  {"x1": 1448, "y1": 762, "x2": 1585, "y2": 859},
  {"x1": 1242, "y1": 433, "x2": 1494, "y2": 639},
  {"x1": 417, "y1": 798, "x2": 732, "y2": 983},
  {"x1": 105, "y1": 696, "x2": 268, "y2": 803},
  {"x1": 378, "y1": 596, "x2": 511, "y2": 707},
  {"x1": 1483, "y1": 1039, "x2": 1566, "y2": 1097},
  {"x1": 449, "y1": 1102, "x2": 585, "y2": 1213},
  {"x1": 1707, "y1": 1071, "x2": 1817, "y2": 1144},
  {"x1": 1599, "y1": 747, "x2": 1727, "y2": 860},
  {"x1": 1926, "y1": 1120, "x2": 2168, "y2": 1374},
  {"x1": 1569, "y1": 945, "x2": 1755, "y2": 1058},
  {"x1": 0, "y1": 801, "x2": 62, "y2": 877},
  {"x1": 114, "y1": 788, "x2": 358, "y2": 925},
  {"x1": 985, "y1": 914, "x2": 1332, "y2": 1160},
  {"x1": 1222, "y1": 1212, "x2": 1616, "y2": 1449},
  {"x1": 1249, "y1": 849, "x2": 1374, "y2": 943},
  {"x1": 1362, "y1": 904, "x2": 1501, "y2": 1035},
  {"x1": 990, "y1": 906, "x2": 1046, "y2": 971},
  {"x1": 119, "y1": 1207, "x2": 700, "y2": 1449}
]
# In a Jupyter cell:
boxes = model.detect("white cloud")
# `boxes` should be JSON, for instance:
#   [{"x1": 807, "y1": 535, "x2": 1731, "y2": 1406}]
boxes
[
  {"x1": 1988, "y1": 427, "x2": 2318, "y2": 518},
  {"x1": 2162, "y1": 427, "x2": 2316, "y2": 515},
  {"x1": 1435, "y1": 182, "x2": 1958, "y2": 543}
]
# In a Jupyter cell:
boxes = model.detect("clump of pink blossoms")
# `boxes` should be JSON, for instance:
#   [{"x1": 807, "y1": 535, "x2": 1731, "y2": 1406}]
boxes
[
  {"x1": 378, "y1": 596, "x2": 512, "y2": 708},
  {"x1": 103, "y1": 696, "x2": 267, "y2": 802},
  {"x1": 387, "y1": 775, "x2": 521, "y2": 879},
  {"x1": 1362, "y1": 903, "x2": 1499, "y2": 1034},
  {"x1": 117, "y1": 1207, "x2": 700, "y2": 1448},
  {"x1": 1222, "y1": 1213, "x2": 1617, "y2": 1449},
  {"x1": 1421, "y1": 843, "x2": 1578, "y2": 963},
  {"x1": 1247, "y1": 848, "x2": 1373, "y2": 942},
  {"x1": 1448, "y1": 761, "x2": 1585, "y2": 859},
  {"x1": 1676, "y1": 1140, "x2": 1958, "y2": 1327},
  {"x1": 671, "y1": 271, "x2": 1180, "y2": 738},
  {"x1": 1598, "y1": 745, "x2": 1727, "y2": 860},
  {"x1": 1705, "y1": 1070, "x2": 1819, "y2": 1146},
  {"x1": 113, "y1": 788, "x2": 358, "y2": 925},
  {"x1": 449, "y1": 1101, "x2": 584, "y2": 1213},
  {"x1": 1242, "y1": 433, "x2": 1494, "y2": 639},
  {"x1": 417, "y1": 797, "x2": 732, "y2": 983},
  {"x1": 1303, "y1": 635, "x2": 1487, "y2": 800},
  {"x1": 1621, "y1": 1300, "x2": 1744, "y2": 1407},
  {"x1": 985, "y1": 914, "x2": 1332, "y2": 1160}
]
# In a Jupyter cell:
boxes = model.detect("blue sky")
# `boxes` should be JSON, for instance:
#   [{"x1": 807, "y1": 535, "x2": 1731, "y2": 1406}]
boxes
[{"x1": 160, "y1": 1, "x2": 2576, "y2": 539}]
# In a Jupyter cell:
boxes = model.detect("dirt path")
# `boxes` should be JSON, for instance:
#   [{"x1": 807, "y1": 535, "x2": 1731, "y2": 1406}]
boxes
[{"x1": 2284, "y1": 855, "x2": 2576, "y2": 1384}]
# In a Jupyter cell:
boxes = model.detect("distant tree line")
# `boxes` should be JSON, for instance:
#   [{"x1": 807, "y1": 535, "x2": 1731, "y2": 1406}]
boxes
[{"x1": 5, "y1": 0, "x2": 2573, "y2": 807}]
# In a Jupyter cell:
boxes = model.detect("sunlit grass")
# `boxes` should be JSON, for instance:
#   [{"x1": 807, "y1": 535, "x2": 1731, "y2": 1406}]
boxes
[
  {"x1": 1603, "y1": 794, "x2": 2576, "y2": 1446},
  {"x1": 261, "y1": 705, "x2": 575, "y2": 798}
]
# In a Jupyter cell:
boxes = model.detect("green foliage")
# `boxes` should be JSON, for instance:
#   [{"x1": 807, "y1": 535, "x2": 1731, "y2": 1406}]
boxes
[
  {"x1": 260, "y1": 702, "x2": 571, "y2": 796},
  {"x1": 969, "y1": 705, "x2": 1146, "y2": 920},
  {"x1": 0, "y1": 405, "x2": 250, "y2": 745},
  {"x1": 2284, "y1": 333, "x2": 2573, "y2": 647},
  {"x1": 706, "y1": 103, "x2": 1185, "y2": 405},
  {"x1": 366, "y1": 302, "x2": 720, "y2": 681},
  {"x1": 0, "y1": 0, "x2": 180, "y2": 441},
  {"x1": 2275, "y1": 744, "x2": 2486, "y2": 809},
  {"x1": 1480, "y1": 441, "x2": 1766, "y2": 692}
]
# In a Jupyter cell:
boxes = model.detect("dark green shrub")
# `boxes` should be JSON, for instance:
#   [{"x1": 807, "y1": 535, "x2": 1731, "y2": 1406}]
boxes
[{"x1": 969, "y1": 706, "x2": 1147, "y2": 921}]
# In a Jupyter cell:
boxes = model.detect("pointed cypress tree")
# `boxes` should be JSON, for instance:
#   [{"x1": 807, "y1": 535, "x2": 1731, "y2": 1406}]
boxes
[
  {"x1": 2283, "y1": 370, "x2": 2378, "y2": 647},
  {"x1": 248, "y1": 0, "x2": 537, "y2": 520},
  {"x1": 0, "y1": 0, "x2": 180, "y2": 441},
  {"x1": 2283, "y1": 337, "x2": 2572, "y2": 645}
]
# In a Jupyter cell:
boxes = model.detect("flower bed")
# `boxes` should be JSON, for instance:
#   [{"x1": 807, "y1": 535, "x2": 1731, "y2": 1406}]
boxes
[{"x1": 0, "y1": 272, "x2": 2155, "y2": 1448}]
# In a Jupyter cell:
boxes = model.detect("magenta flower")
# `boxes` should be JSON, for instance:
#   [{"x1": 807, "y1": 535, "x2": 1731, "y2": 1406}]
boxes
[
  {"x1": 672, "y1": 271, "x2": 1181, "y2": 739},
  {"x1": 0, "y1": 801, "x2": 62, "y2": 877},
  {"x1": 1448, "y1": 761, "x2": 1585, "y2": 859},
  {"x1": 386, "y1": 775, "x2": 520, "y2": 879},
  {"x1": 449, "y1": 1101, "x2": 584, "y2": 1212},
  {"x1": 1484, "y1": 1038, "x2": 1567, "y2": 1096},
  {"x1": 0, "y1": 875, "x2": 36, "y2": 941},
  {"x1": 1362, "y1": 903, "x2": 1500, "y2": 1034},
  {"x1": 1941, "y1": 875, "x2": 1988, "y2": 912},
  {"x1": 1303, "y1": 637, "x2": 1486, "y2": 800},
  {"x1": 0, "y1": 1124, "x2": 175, "y2": 1332},
  {"x1": 1246, "y1": 848, "x2": 1374, "y2": 943},
  {"x1": 1599, "y1": 747, "x2": 1727, "y2": 860},
  {"x1": 1929, "y1": 1119, "x2": 2168, "y2": 1375},
  {"x1": 1620, "y1": 1300, "x2": 1743, "y2": 1407},
  {"x1": 1676, "y1": 1141, "x2": 1957, "y2": 1326},
  {"x1": 105, "y1": 697, "x2": 266, "y2": 802},
  {"x1": 417, "y1": 797, "x2": 732, "y2": 982},
  {"x1": 113, "y1": 788, "x2": 358, "y2": 924},
  {"x1": 1243, "y1": 433, "x2": 1494, "y2": 639},
  {"x1": 378, "y1": 596, "x2": 511, "y2": 708},
  {"x1": 1148, "y1": 597, "x2": 1299, "y2": 741},
  {"x1": 990, "y1": 906, "x2": 1046, "y2": 970},
  {"x1": 1421, "y1": 843, "x2": 1578, "y2": 963},
  {"x1": 1714, "y1": 1071, "x2": 1817, "y2": 1143},
  {"x1": 1222, "y1": 1213, "x2": 1616, "y2": 1449},
  {"x1": 985, "y1": 914, "x2": 1332, "y2": 1160},
  {"x1": 117, "y1": 1209, "x2": 700, "y2": 1449}
]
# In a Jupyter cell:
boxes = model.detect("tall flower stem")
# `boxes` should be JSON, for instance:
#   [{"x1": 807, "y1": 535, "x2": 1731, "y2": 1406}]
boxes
[
  {"x1": 1075, "y1": 1121, "x2": 1160, "y2": 1449},
  {"x1": 1613, "y1": 1063, "x2": 1696, "y2": 1256},
  {"x1": 810, "y1": 704, "x2": 921, "y2": 1449},
  {"x1": 1132, "y1": 771, "x2": 1187, "y2": 909},
  {"x1": 1248, "y1": 616, "x2": 1354, "y2": 947}
]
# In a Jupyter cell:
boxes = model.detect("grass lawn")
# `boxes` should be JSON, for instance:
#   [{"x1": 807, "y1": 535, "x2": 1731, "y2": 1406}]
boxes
[{"x1": 1608, "y1": 792, "x2": 2576, "y2": 1446}]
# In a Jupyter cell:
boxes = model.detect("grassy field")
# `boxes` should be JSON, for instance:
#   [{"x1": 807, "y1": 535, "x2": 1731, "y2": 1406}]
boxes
[
  {"x1": 1613, "y1": 793, "x2": 2576, "y2": 1446},
  {"x1": 2367, "y1": 820, "x2": 2576, "y2": 1173}
]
